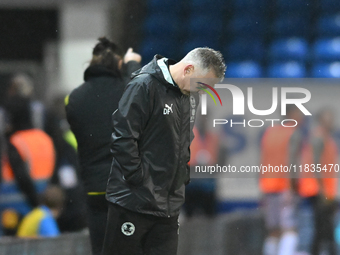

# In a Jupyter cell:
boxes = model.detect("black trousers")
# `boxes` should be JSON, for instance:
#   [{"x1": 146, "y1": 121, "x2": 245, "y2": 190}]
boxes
[
  {"x1": 102, "y1": 203, "x2": 179, "y2": 255},
  {"x1": 86, "y1": 194, "x2": 109, "y2": 255},
  {"x1": 184, "y1": 188, "x2": 216, "y2": 218},
  {"x1": 311, "y1": 196, "x2": 337, "y2": 255}
]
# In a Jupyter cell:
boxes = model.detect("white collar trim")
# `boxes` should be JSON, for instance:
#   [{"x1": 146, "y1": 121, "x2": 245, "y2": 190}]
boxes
[{"x1": 157, "y1": 58, "x2": 175, "y2": 86}]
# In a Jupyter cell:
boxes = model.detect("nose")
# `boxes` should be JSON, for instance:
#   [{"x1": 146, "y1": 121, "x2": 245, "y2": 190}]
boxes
[{"x1": 198, "y1": 90, "x2": 204, "y2": 95}]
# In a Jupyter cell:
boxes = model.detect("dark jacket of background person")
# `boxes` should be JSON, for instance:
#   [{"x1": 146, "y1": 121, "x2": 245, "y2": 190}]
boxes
[
  {"x1": 66, "y1": 61, "x2": 140, "y2": 193},
  {"x1": 106, "y1": 55, "x2": 199, "y2": 218},
  {"x1": 65, "y1": 37, "x2": 141, "y2": 255}
]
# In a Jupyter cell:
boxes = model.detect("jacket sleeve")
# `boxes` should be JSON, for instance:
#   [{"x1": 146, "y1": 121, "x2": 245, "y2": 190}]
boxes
[
  {"x1": 7, "y1": 140, "x2": 39, "y2": 208},
  {"x1": 65, "y1": 93, "x2": 75, "y2": 130},
  {"x1": 111, "y1": 79, "x2": 151, "y2": 185}
]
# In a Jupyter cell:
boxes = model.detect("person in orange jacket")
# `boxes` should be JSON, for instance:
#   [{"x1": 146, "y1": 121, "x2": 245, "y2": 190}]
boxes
[
  {"x1": 298, "y1": 108, "x2": 338, "y2": 255},
  {"x1": 0, "y1": 95, "x2": 55, "y2": 235},
  {"x1": 260, "y1": 105, "x2": 305, "y2": 255}
]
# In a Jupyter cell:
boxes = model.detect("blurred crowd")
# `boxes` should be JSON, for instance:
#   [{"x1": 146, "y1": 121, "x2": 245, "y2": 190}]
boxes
[
  {"x1": 186, "y1": 105, "x2": 340, "y2": 255},
  {"x1": 0, "y1": 73, "x2": 87, "y2": 238}
]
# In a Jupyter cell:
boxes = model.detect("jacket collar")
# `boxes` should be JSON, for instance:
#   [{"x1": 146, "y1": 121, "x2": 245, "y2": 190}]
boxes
[
  {"x1": 84, "y1": 65, "x2": 118, "y2": 82},
  {"x1": 132, "y1": 55, "x2": 179, "y2": 91},
  {"x1": 157, "y1": 58, "x2": 175, "y2": 87}
]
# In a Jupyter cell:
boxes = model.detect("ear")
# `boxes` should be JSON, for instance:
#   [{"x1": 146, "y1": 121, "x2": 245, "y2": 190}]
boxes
[{"x1": 183, "y1": 65, "x2": 194, "y2": 76}]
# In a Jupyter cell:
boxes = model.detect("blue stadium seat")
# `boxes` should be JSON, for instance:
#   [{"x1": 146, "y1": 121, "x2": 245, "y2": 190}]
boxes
[
  {"x1": 276, "y1": 0, "x2": 310, "y2": 11},
  {"x1": 317, "y1": 14, "x2": 340, "y2": 36},
  {"x1": 225, "y1": 61, "x2": 263, "y2": 78},
  {"x1": 147, "y1": 0, "x2": 180, "y2": 13},
  {"x1": 190, "y1": 0, "x2": 224, "y2": 13},
  {"x1": 181, "y1": 37, "x2": 219, "y2": 57},
  {"x1": 275, "y1": 1, "x2": 311, "y2": 20},
  {"x1": 312, "y1": 38, "x2": 340, "y2": 61},
  {"x1": 224, "y1": 40, "x2": 264, "y2": 62},
  {"x1": 140, "y1": 38, "x2": 177, "y2": 64},
  {"x1": 312, "y1": 62, "x2": 340, "y2": 78},
  {"x1": 144, "y1": 13, "x2": 179, "y2": 37},
  {"x1": 320, "y1": 0, "x2": 340, "y2": 14},
  {"x1": 227, "y1": 16, "x2": 266, "y2": 39},
  {"x1": 187, "y1": 14, "x2": 223, "y2": 37},
  {"x1": 232, "y1": 0, "x2": 267, "y2": 13},
  {"x1": 272, "y1": 16, "x2": 309, "y2": 37},
  {"x1": 268, "y1": 62, "x2": 306, "y2": 78},
  {"x1": 269, "y1": 38, "x2": 308, "y2": 62}
]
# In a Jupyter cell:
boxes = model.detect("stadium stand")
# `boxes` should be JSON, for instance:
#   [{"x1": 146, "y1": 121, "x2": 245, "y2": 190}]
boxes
[
  {"x1": 312, "y1": 37, "x2": 340, "y2": 62},
  {"x1": 181, "y1": 37, "x2": 219, "y2": 58},
  {"x1": 225, "y1": 61, "x2": 263, "y2": 78},
  {"x1": 187, "y1": 14, "x2": 223, "y2": 38},
  {"x1": 319, "y1": 0, "x2": 340, "y2": 14},
  {"x1": 147, "y1": 0, "x2": 180, "y2": 13},
  {"x1": 268, "y1": 61, "x2": 306, "y2": 78},
  {"x1": 317, "y1": 14, "x2": 340, "y2": 36},
  {"x1": 223, "y1": 39, "x2": 264, "y2": 62},
  {"x1": 189, "y1": 0, "x2": 224, "y2": 14},
  {"x1": 272, "y1": 15, "x2": 310, "y2": 38},
  {"x1": 144, "y1": 13, "x2": 179, "y2": 37},
  {"x1": 139, "y1": 0, "x2": 340, "y2": 77},
  {"x1": 269, "y1": 38, "x2": 308, "y2": 62},
  {"x1": 312, "y1": 62, "x2": 340, "y2": 78},
  {"x1": 231, "y1": 0, "x2": 267, "y2": 14},
  {"x1": 227, "y1": 15, "x2": 266, "y2": 40}
]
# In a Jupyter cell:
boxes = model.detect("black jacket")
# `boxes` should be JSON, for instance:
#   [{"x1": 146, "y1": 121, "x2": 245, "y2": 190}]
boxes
[
  {"x1": 66, "y1": 62, "x2": 140, "y2": 193},
  {"x1": 106, "y1": 55, "x2": 199, "y2": 217}
]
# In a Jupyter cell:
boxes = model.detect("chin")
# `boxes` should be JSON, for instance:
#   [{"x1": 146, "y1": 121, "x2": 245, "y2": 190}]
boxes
[{"x1": 180, "y1": 89, "x2": 190, "y2": 96}]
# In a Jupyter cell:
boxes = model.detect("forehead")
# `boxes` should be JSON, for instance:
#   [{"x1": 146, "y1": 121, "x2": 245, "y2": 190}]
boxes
[
  {"x1": 201, "y1": 71, "x2": 221, "y2": 86},
  {"x1": 195, "y1": 70, "x2": 219, "y2": 85}
]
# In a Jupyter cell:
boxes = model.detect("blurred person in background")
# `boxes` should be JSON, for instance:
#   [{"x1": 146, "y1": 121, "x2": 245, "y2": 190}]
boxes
[
  {"x1": 44, "y1": 95, "x2": 87, "y2": 233},
  {"x1": 17, "y1": 185, "x2": 65, "y2": 238},
  {"x1": 7, "y1": 73, "x2": 45, "y2": 130},
  {"x1": 260, "y1": 105, "x2": 305, "y2": 255},
  {"x1": 0, "y1": 95, "x2": 55, "y2": 236},
  {"x1": 6, "y1": 73, "x2": 87, "y2": 234},
  {"x1": 184, "y1": 114, "x2": 226, "y2": 218},
  {"x1": 298, "y1": 108, "x2": 338, "y2": 255},
  {"x1": 0, "y1": 107, "x2": 7, "y2": 234},
  {"x1": 65, "y1": 37, "x2": 141, "y2": 255},
  {"x1": 0, "y1": 106, "x2": 5, "y2": 176},
  {"x1": 102, "y1": 48, "x2": 225, "y2": 255}
]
